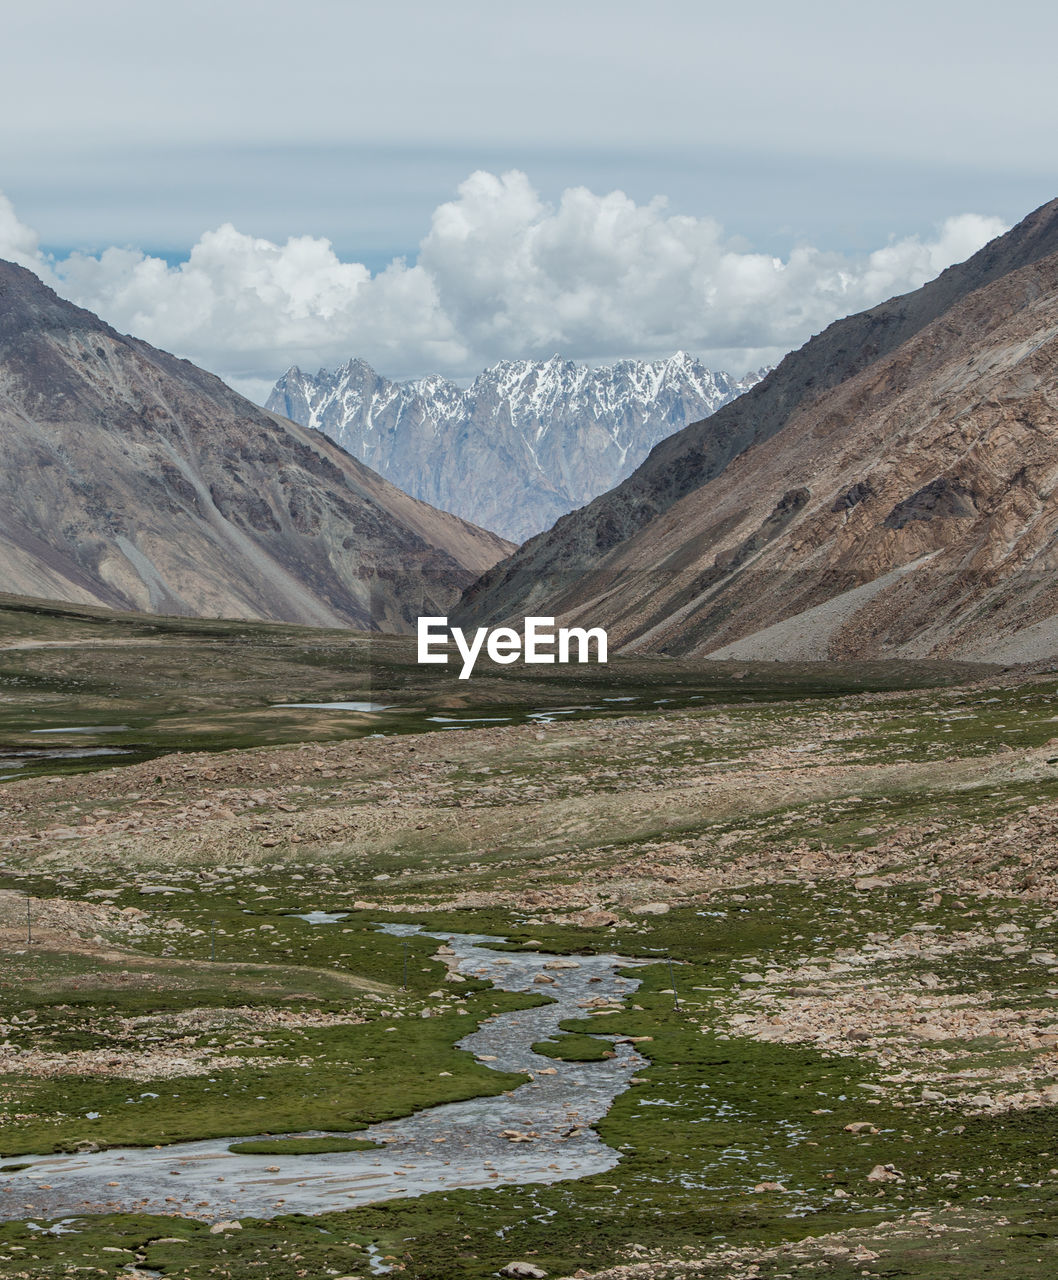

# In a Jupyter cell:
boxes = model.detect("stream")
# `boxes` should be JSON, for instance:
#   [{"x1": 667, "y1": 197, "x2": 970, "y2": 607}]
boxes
[{"x1": 0, "y1": 927, "x2": 646, "y2": 1223}]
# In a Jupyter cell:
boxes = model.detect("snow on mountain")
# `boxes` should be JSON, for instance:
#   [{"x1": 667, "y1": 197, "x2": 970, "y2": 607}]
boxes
[{"x1": 267, "y1": 354, "x2": 764, "y2": 542}]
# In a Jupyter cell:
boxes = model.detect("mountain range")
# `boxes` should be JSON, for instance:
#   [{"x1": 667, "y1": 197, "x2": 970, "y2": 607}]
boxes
[
  {"x1": 458, "y1": 198, "x2": 1058, "y2": 665},
  {"x1": 7, "y1": 196, "x2": 1058, "y2": 662},
  {"x1": 267, "y1": 354, "x2": 762, "y2": 541},
  {"x1": 0, "y1": 260, "x2": 512, "y2": 631}
]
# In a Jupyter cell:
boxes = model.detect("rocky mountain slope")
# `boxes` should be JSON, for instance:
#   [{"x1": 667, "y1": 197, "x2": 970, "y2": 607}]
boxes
[
  {"x1": 267, "y1": 354, "x2": 762, "y2": 541},
  {"x1": 458, "y1": 198, "x2": 1058, "y2": 664},
  {"x1": 0, "y1": 260, "x2": 513, "y2": 631}
]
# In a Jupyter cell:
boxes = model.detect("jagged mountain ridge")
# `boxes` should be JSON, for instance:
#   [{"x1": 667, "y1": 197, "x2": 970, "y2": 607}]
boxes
[
  {"x1": 456, "y1": 198, "x2": 1058, "y2": 663},
  {"x1": 267, "y1": 354, "x2": 762, "y2": 541},
  {"x1": 0, "y1": 260, "x2": 513, "y2": 631}
]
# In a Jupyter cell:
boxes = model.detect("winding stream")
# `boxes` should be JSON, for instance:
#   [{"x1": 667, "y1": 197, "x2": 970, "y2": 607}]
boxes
[{"x1": 1, "y1": 927, "x2": 646, "y2": 1223}]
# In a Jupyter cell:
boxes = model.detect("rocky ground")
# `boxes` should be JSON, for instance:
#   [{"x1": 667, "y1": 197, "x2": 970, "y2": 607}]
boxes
[{"x1": 2, "y1": 661, "x2": 1058, "y2": 1276}]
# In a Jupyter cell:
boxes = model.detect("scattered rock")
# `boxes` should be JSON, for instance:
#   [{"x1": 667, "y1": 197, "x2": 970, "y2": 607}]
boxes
[{"x1": 573, "y1": 910, "x2": 618, "y2": 928}]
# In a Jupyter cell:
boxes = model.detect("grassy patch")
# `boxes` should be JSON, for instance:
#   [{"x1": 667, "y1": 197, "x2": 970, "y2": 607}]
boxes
[
  {"x1": 227, "y1": 1135, "x2": 379, "y2": 1155},
  {"x1": 0, "y1": 916, "x2": 545, "y2": 1157},
  {"x1": 531, "y1": 1034, "x2": 614, "y2": 1062}
]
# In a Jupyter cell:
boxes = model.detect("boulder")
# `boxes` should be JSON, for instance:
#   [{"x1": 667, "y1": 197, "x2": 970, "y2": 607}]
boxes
[{"x1": 573, "y1": 910, "x2": 619, "y2": 928}]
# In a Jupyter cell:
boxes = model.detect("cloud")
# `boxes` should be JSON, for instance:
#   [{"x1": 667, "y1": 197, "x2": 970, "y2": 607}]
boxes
[
  {"x1": 0, "y1": 191, "x2": 42, "y2": 270},
  {"x1": 0, "y1": 174, "x2": 1008, "y2": 397}
]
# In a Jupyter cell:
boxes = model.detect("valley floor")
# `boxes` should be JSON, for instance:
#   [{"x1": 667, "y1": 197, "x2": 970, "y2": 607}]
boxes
[{"x1": 1, "y1": 621, "x2": 1057, "y2": 1276}]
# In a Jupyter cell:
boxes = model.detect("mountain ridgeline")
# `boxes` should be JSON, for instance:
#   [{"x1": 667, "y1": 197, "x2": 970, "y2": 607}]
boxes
[
  {"x1": 267, "y1": 355, "x2": 762, "y2": 542},
  {"x1": 457, "y1": 198, "x2": 1058, "y2": 665},
  {"x1": 0, "y1": 260, "x2": 512, "y2": 631}
]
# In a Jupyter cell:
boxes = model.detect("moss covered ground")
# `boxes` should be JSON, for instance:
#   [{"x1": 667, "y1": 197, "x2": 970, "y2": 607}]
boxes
[
  {"x1": 3, "y1": 598, "x2": 1058, "y2": 1275},
  {"x1": 0, "y1": 590, "x2": 994, "y2": 782}
]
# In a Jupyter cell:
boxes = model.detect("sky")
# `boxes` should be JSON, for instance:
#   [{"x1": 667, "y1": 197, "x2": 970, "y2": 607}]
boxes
[{"x1": 1, "y1": 0, "x2": 1055, "y2": 402}]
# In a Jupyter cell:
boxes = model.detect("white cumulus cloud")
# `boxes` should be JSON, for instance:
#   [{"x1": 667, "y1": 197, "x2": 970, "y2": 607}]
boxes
[
  {"x1": 0, "y1": 192, "x2": 42, "y2": 270},
  {"x1": 0, "y1": 173, "x2": 1008, "y2": 400}
]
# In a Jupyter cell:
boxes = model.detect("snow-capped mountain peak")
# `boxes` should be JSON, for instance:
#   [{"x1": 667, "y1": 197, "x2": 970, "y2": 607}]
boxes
[{"x1": 267, "y1": 355, "x2": 763, "y2": 541}]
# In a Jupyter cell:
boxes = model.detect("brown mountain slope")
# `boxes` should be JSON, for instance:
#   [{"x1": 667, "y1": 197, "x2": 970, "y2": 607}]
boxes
[
  {"x1": 0, "y1": 261, "x2": 513, "y2": 630},
  {"x1": 460, "y1": 216, "x2": 1058, "y2": 663},
  {"x1": 458, "y1": 198, "x2": 1058, "y2": 635}
]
